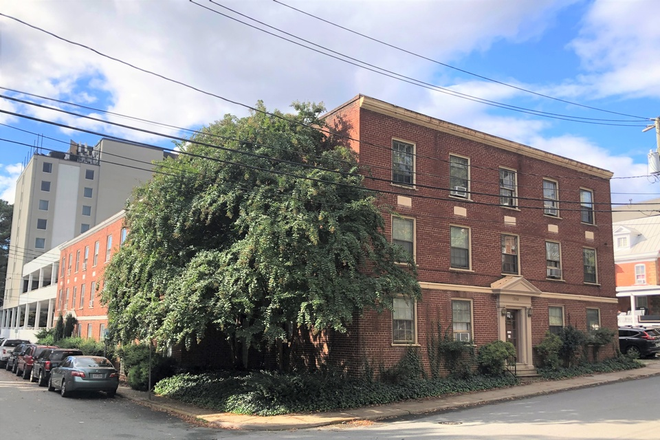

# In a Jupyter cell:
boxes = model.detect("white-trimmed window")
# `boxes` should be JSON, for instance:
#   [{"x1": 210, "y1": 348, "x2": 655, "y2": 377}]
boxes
[
  {"x1": 87, "y1": 324, "x2": 93, "y2": 339},
  {"x1": 75, "y1": 250, "x2": 80, "y2": 272},
  {"x1": 392, "y1": 297, "x2": 416, "y2": 344},
  {"x1": 501, "y1": 234, "x2": 519, "y2": 274},
  {"x1": 83, "y1": 187, "x2": 93, "y2": 198},
  {"x1": 586, "y1": 308, "x2": 600, "y2": 332},
  {"x1": 42, "y1": 162, "x2": 52, "y2": 173},
  {"x1": 392, "y1": 140, "x2": 415, "y2": 186},
  {"x1": 82, "y1": 205, "x2": 92, "y2": 216},
  {"x1": 67, "y1": 253, "x2": 72, "y2": 274},
  {"x1": 449, "y1": 155, "x2": 469, "y2": 198},
  {"x1": 635, "y1": 264, "x2": 646, "y2": 284},
  {"x1": 583, "y1": 248, "x2": 597, "y2": 284},
  {"x1": 93, "y1": 241, "x2": 99, "y2": 266},
  {"x1": 450, "y1": 226, "x2": 470, "y2": 269},
  {"x1": 99, "y1": 323, "x2": 106, "y2": 341},
  {"x1": 38, "y1": 200, "x2": 49, "y2": 211},
  {"x1": 546, "y1": 241, "x2": 562, "y2": 279},
  {"x1": 499, "y1": 168, "x2": 517, "y2": 207},
  {"x1": 41, "y1": 181, "x2": 51, "y2": 192},
  {"x1": 89, "y1": 281, "x2": 96, "y2": 308},
  {"x1": 79, "y1": 284, "x2": 85, "y2": 309},
  {"x1": 580, "y1": 189, "x2": 595, "y2": 224},
  {"x1": 37, "y1": 219, "x2": 47, "y2": 230},
  {"x1": 72, "y1": 287, "x2": 77, "y2": 308},
  {"x1": 543, "y1": 179, "x2": 559, "y2": 216},
  {"x1": 452, "y1": 300, "x2": 472, "y2": 342},
  {"x1": 549, "y1": 306, "x2": 564, "y2": 335},
  {"x1": 392, "y1": 216, "x2": 415, "y2": 261},
  {"x1": 616, "y1": 236, "x2": 629, "y2": 248},
  {"x1": 105, "y1": 235, "x2": 113, "y2": 262},
  {"x1": 83, "y1": 246, "x2": 89, "y2": 270},
  {"x1": 121, "y1": 228, "x2": 128, "y2": 245},
  {"x1": 35, "y1": 238, "x2": 45, "y2": 249}
]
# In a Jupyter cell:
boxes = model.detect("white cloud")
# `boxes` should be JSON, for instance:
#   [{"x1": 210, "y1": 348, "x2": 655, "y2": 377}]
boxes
[{"x1": 0, "y1": 163, "x2": 23, "y2": 204}]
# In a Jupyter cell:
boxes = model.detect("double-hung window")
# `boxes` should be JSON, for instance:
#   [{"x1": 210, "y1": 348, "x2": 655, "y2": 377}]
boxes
[
  {"x1": 105, "y1": 235, "x2": 113, "y2": 262},
  {"x1": 392, "y1": 140, "x2": 414, "y2": 186},
  {"x1": 392, "y1": 216, "x2": 414, "y2": 261},
  {"x1": 546, "y1": 241, "x2": 562, "y2": 279},
  {"x1": 543, "y1": 179, "x2": 559, "y2": 216},
  {"x1": 93, "y1": 241, "x2": 99, "y2": 266},
  {"x1": 450, "y1": 226, "x2": 470, "y2": 269},
  {"x1": 392, "y1": 297, "x2": 415, "y2": 344},
  {"x1": 635, "y1": 264, "x2": 646, "y2": 284},
  {"x1": 80, "y1": 284, "x2": 86, "y2": 309},
  {"x1": 499, "y1": 168, "x2": 517, "y2": 207},
  {"x1": 501, "y1": 235, "x2": 519, "y2": 274},
  {"x1": 452, "y1": 300, "x2": 472, "y2": 342},
  {"x1": 449, "y1": 155, "x2": 469, "y2": 198},
  {"x1": 580, "y1": 189, "x2": 595, "y2": 224},
  {"x1": 586, "y1": 308, "x2": 600, "y2": 332},
  {"x1": 549, "y1": 306, "x2": 564, "y2": 335},
  {"x1": 583, "y1": 248, "x2": 597, "y2": 283}
]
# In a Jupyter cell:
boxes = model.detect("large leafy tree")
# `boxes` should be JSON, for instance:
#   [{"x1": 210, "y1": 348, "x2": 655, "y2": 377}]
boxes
[
  {"x1": 0, "y1": 199, "x2": 12, "y2": 308},
  {"x1": 102, "y1": 102, "x2": 420, "y2": 366}
]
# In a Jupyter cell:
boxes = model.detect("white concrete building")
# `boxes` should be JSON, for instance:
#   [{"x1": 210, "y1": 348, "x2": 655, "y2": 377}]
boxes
[{"x1": 0, "y1": 138, "x2": 169, "y2": 339}]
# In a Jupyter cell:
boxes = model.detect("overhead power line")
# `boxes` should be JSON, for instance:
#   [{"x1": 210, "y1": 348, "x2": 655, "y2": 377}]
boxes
[{"x1": 272, "y1": 0, "x2": 649, "y2": 121}]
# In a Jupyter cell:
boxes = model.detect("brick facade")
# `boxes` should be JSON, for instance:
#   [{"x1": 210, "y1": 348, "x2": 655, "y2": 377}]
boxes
[{"x1": 323, "y1": 95, "x2": 618, "y2": 374}]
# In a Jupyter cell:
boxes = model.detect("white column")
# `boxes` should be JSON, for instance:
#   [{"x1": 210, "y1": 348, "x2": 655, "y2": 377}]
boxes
[
  {"x1": 14, "y1": 307, "x2": 20, "y2": 328},
  {"x1": 34, "y1": 302, "x2": 42, "y2": 328},
  {"x1": 38, "y1": 268, "x2": 44, "y2": 289},
  {"x1": 23, "y1": 304, "x2": 29, "y2": 328},
  {"x1": 28, "y1": 273, "x2": 33, "y2": 292},
  {"x1": 52, "y1": 262, "x2": 58, "y2": 284},
  {"x1": 47, "y1": 299, "x2": 54, "y2": 328}
]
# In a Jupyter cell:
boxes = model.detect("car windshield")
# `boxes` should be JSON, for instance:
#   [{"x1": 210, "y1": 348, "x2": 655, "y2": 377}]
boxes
[{"x1": 74, "y1": 357, "x2": 113, "y2": 368}]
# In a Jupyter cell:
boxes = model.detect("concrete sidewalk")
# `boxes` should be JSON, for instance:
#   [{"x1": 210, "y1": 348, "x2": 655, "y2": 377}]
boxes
[{"x1": 117, "y1": 360, "x2": 660, "y2": 431}]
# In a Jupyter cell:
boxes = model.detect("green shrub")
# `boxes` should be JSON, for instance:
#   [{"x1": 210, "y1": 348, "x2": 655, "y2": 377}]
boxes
[
  {"x1": 54, "y1": 314, "x2": 64, "y2": 342},
  {"x1": 538, "y1": 356, "x2": 643, "y2": 379},
  {"x1": 63, "y1": 314, "x2": 77, "y2": 338},
  {"x1": 535, "y1": 331, "x2": 563, "y2": 370},
  {"x1": 588, "y1": 327, "x2": 616, "y2": 361},
  {"x1": 477, "y1": 341, "x2": 516, "y2": 376},
  {"x1": 429, "y1": 324, "x2": 475, "y2": 379},
  {"x1": 118, "y1": 343, "x2": 176, "y2": 391},
  {"x1": 559, "y1": 326, "x2": 588, "y2": 367},
  {"x1": 380, "y1": 347, "x2": 425, "y2": 384},
  {"x1": 35, "y1": 328, "x2": 55, "y2": 346}
]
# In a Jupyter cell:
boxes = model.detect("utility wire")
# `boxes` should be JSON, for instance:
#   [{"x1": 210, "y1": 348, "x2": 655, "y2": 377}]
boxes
[
  {"x1": 273, "y1": 0, "x2": 649, "y2": 121},
  {"x1": 200, "y1": 1, "x2": 645, "y2": 127}
]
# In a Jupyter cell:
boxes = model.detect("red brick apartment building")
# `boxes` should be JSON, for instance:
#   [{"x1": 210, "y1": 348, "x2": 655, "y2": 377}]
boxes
[
  {"x1": 56, "y1": 211, "x2": 126, "y2": 341},
  {"x1": 322, "y1": 95, "x2": 617, "y2": 374}
]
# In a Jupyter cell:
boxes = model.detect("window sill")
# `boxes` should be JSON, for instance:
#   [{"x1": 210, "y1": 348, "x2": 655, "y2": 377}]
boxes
[
  {"x1": 501, "y1": 206, "x2": 520, "y2": 211},
  {"x1": 546, "y1": 278, "x2": 566, "y2": 282},
  {"x1": 580, "y1": 222, "x2": 597, "y2": 227},
  {"x1": 501, "y1": 272, "x2": 521, "y2": 276},
  {"x1": 449, "y1": 194, "x2": 472, "y2": 202},
  {"x1": 391, "y1": 182, "x2": 417, "y2": 191},
  {"x1": 391, "y1": 343, "x2": 421, "y2": 347},
  {"x1": 543, "y1": 214, "x2": 562, "y2": 220},
  {"x1": 450, "y1": 268, "x2": 474, "y2": 273},
  {"x1": 583, "y1": 282, "x2": 601, "y2": 286}
]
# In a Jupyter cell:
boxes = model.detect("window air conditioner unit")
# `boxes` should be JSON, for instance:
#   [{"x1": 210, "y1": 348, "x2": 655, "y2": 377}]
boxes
[
  {"x1": 451, "y1": 186, "x2": 468, "y2": 198},
  {"x1": 455, "y1": 332, "x2": 471, "y2": 342},
  {"x1": 547, "y1": 268, "x2": 562, "y2": 279}
]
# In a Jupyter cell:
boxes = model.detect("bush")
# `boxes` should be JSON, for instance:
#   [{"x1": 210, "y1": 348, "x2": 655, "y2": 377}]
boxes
[
  {"x1": 118, "y1": 343, "x2": 176, "y2": 391},
  {"x1": 380, "y1": 347, "x2": 425, "y2": 384},
  {"x1": 588, "y1": 327, "x2": 616, "y2": 361},
  {"x1": 35, "y1": 328, "x2": 55, "y2": 346},
  {"x1": 477, "y1": 341, "x2": 516, "y2": 376},
  {"x1": 535, "y1": 331, "x2": 563, "y2": 370},
  {"x1": 559, "y1": 326, "x2": 588, "y2": 367},
  {"x1": 538, "y1": 356, "x2": 643, "y2": 380}
]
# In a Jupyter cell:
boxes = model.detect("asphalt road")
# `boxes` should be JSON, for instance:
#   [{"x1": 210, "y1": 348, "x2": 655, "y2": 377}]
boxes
[{"x1": 2, "y1": 366, "x2": 660, "y2": 439}]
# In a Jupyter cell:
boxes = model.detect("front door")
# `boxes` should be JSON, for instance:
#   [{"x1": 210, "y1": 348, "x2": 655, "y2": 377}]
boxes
[{"x1": 505, "y1": 310, "x2": 520, "y2": 359}]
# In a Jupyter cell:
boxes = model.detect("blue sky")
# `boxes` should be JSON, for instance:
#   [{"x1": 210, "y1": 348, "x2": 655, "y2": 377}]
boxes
[{"x1": 2, "y1": 0, "x2": 660, "y2": 206}]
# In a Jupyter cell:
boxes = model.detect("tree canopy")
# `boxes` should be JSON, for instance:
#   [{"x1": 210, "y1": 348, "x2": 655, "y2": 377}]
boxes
[{"x1": 101, "y1": 102, "x2": 420, "y2": 359}]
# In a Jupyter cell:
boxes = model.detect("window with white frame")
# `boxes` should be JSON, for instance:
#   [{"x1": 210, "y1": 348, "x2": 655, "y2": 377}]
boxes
[
  {"x1": 501, "y1": 234, "x2": 519, "y2": 274},
  {"x1": 93, "y1": 241, "x2": 99, "y2": 266},
  {"x1": 392, "y1": 216, "x2": 414, "y2": 261},
  {"x1": 67, "y1": 253, "x2": 72, "y2": 274},
  {"x1": 121, "y1": 228, "x2": 128, "y2": 244},
  {"x1": 392, "y1": 140, "x2": 414, "y2": 186},
  {"x1": 75, "y1": 250, "x2": 80, "y2": 272},
  {"x1": 83, "y1": 187, "x2": 93, "y2": 198},
  {"x1": 87, "y1": 324, "x2": 93, "y2": 339},
  {"x1": 452, "y1": 300, "x2": 472, "y2": 342},
  {"x1": 616, "y1": 236, "x2": 629, "y2": 248},
  {"x1": 546, "y1": 241, "x2": 562, "y2": 279},
  {"x1": 42, "y1": 162, "x2": 52, "y2": 173},
  {"x1": 499, "y1": 168, "x2": 517, "y2": 207},
  {"x1": 392, "y1": 297, "x2": 416, "y2": 344},
  {"x1": 105, "y1": 234, "x2": 113, "y2": 262},
  {"x1": 79, "y1": 284, "x2": 85, "y2": 309},
  {"x1": 83, "y1": 246, "x2": 89, "y2": 270},
  {"x1": 65, "y1": 288, "x2": 70, "y2": 308},
  {"x1": 82, "y1": 205, "x2": 92, "y2": 216},
  {"x1": 580, "y1": 189, "x2": 595, "y2": 224},
  {"x1": 635, "y1": 264, "x2": 646, "y2": 284},
  {"x1": 41, "y1": 181, "x2": 51, "y2": 192},
  {"x1": 89, "y1": 281, "x2": 96, "y2": 308},
  {"x1": 549, "y1": 306, "x2": 564, "y2": 335},
  {"x1": 38, "y1": 200, "x2": 49, "y2": 211},
  {"x1": 37, "y1": 219, "x2": 47, "y2": 230},
  {"x1": 543, "y1": 179, "x2": 559, "y2": 216},
  {"x1": 72, "y1": 287, "x2": 77, "y2": 308},
  {"x1": 449, "y1": 155, "x2": 469, "y2": 198},
  {"x1": 586, "y1": 308, "x2": 600, "y2": 332},
  {"x1": 81, "y1": 224, "x2": 90, "y2": 233},
  {"x1": 583, "y1": 248, "x2": 597, "y2": 284},
  {"x1": 99, "y1": 323, "x2": 106, "y2": 340},
  {"x1": 450, "y1": 226, "x2": 470, "y2": 269}
]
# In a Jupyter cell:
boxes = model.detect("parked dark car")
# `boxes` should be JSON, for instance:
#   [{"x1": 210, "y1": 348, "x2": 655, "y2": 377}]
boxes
[
  {"x1": 48, "y1": 355, "x2": 119, "y2": 397},
  {"x1": 5, "y1": 341, "x2": 31, "y2": 372},
  {"x1": 619, "y1": 327, "x2": 660, "y2": 358},
  {"x1": 31, "y1": 348, "x2": 83, "y2": 386},
  {"x1": 0, "y1": 339, "x2": 30, "y2": 368},
  {"x1": 16, "y1": 344, "x2": 58, "y2": 379}
]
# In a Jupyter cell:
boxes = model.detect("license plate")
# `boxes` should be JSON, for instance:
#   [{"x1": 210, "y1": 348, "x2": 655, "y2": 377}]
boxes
[{"x1": 91, "y1": 374, "x2": 104, "y2": 379}]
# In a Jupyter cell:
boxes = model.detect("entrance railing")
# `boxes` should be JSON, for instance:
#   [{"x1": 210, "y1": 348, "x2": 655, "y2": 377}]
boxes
[{"x1": 505, "y1": 355, "x2": 517, "y2": 377}]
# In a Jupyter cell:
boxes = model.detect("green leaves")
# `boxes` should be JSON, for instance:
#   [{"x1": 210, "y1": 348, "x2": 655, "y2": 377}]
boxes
[{"x1": 102, "y1": 101, "x2": 420, "y2": 363}]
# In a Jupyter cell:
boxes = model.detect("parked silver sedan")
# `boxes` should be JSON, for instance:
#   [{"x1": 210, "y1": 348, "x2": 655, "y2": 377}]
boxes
[{"x1": 47, "y1": 355, "x2": 119, "y2": 397}]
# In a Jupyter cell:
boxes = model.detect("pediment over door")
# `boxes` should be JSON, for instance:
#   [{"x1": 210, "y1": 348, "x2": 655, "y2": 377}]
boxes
[{"x1": 491, "y1": 276, "x2": 542, "y2": 297}]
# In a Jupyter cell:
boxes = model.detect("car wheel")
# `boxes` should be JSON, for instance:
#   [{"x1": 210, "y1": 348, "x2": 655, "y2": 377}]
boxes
[
  {"x1": 30, "y1": 368, "x2": 37, "y2": 382},
  {"x1": 626, "y1": 345, "x2": 642, "y2": 358},
  {"x1": 22, "y1": 367, "x2": 30, "y2": 380},
  {"x1": 60, "y1": 379, "x2": 70, "y2": 398},
  {"x1": 47, "y1": 376, "x2": 55, "y2": 392},
  {"x1": 12, "y1": 362, "x2": 18, "y2": 374},
  {"x1": 15, "y1": 365, "x2": 22, "y2": 376},
  {"x1": 38, "y1": 370, "x2": 47, "y2": 387},
  {"x1": 4, "y1": 361, "x2": 10, "y2": 371}
]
